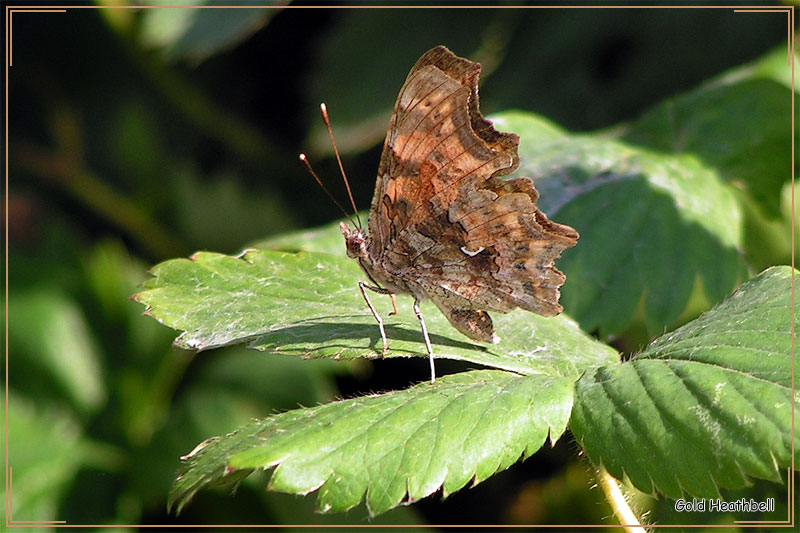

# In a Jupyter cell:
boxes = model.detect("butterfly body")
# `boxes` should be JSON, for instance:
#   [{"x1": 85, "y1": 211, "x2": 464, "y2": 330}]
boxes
[{"x1": 339, "y1": 46, "x2": 578, "y2": 379}]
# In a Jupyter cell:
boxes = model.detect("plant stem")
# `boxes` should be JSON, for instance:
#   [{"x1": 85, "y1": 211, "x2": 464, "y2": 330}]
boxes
[
  {"x1": 117, "y1": 27, "x2": 295, "y2": 177},
  {"x1": 596, "y1": 466, "x2": 648, "y2": 533},
  {"x1": 14, "y1": 142, "x2": 186, "y2": 259}
]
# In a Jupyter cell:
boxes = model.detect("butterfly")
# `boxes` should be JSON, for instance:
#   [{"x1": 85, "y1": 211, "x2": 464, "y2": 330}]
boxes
[{"x1": 337, "y1": 46, "x2": 579, "y2": 383}]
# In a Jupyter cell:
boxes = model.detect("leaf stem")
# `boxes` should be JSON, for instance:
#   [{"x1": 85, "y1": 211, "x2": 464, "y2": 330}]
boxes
[{"x1": 596, "y1": 466, "x2": 648, "y2": 533}]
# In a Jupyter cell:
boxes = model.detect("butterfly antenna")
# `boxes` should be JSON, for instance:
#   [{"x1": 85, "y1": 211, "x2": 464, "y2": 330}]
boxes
[
  {"x1": 320, "y1": 103, "x2": 362, "y2": 228},
  {"x1": 299, "y1": 153, "x2": 359, "y2": 228}
]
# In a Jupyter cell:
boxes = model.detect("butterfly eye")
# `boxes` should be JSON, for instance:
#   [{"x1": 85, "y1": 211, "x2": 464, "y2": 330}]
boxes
[{"x1": 343, "y1": 231, "x2": 364, "y2": 259}]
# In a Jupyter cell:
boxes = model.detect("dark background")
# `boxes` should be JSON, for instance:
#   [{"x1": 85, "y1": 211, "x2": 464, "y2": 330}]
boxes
[{"x1": 6, "y1": 2, "x2": 788, "y2": 527}]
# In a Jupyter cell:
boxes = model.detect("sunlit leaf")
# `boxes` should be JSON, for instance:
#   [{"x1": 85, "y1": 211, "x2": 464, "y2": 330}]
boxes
[
  {"x1": 134, "y1": 248, "x2": 617, "y2": 377},
  {"x1": 169, "y1": 370, "x2": 573, "y2": 515},
  {"x1": 571, "y1": 266, "x2": 797, "y2": 498}
]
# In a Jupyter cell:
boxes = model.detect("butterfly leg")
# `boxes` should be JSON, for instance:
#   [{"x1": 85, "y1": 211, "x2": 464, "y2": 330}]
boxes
[
  {"x1": 413, "y1": 298, "x2": 436, "y2": 384},
  {"x1": 358, "y1": 281, "x2": 390, "y2": 357},
  {"x1": 388, "y1": 294, "x2": 398, "y2": 316}
]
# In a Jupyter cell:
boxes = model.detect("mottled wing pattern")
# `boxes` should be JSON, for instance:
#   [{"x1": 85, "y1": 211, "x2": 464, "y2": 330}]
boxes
[
  {"x1": 420, "y1": 176, "x2": 578, "y2": 341},
  {"x1": 367, "y1": 46, "x2": 517, "y2": 251},
  {"x1": 367, "y1": 46, "x2": 578, "y2": 342}
]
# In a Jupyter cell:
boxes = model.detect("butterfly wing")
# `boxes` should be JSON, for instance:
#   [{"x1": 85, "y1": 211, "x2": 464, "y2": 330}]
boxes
[
  {"x1": 421, "y1": 176, "x2": 578, "y2": 341},
  {"x1": 367, "y1": 46, "x2": 578, "y2": 342},
  {"x1": 368, "y1": 46, "x2": 517, "y2": 251}
]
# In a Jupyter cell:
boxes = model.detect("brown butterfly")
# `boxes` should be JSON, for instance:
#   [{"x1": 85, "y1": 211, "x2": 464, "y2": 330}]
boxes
[{"x1": 335, "y1": 46, "x2": 578, "y2": 383}]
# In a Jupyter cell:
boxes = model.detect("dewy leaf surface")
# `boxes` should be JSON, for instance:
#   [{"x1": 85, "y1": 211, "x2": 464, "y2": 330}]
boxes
[
  {"x1": 570, "y1": 266, "x2": 797, "y2": 499},
  {"x1": 134, "y1": 248, "x2": 617, "y2": 378},
  {"x1": 169, "y1": 370, "x2": 573, "y2": 515}
]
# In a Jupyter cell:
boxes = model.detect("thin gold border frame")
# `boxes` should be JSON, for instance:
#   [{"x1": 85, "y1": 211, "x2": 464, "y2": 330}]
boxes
[{"x1": 3, "y1": 3, "x2": 795, "y2": 529}]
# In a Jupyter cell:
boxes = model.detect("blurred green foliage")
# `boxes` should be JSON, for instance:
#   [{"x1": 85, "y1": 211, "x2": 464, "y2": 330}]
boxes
[{"x1": 6, "y1": 2, "x2": 794, "y2": 527}]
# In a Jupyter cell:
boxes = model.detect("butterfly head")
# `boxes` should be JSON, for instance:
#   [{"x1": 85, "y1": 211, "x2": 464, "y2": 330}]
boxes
[{"x1": 340, "y1": 221, "x2": 368, "y2": 259}]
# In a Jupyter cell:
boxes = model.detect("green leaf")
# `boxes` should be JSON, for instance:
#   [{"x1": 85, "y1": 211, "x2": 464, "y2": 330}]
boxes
[
  {"x1": 169, "y1": 370, "x2": 573, "y2": 515},
  {"x1": 495, "y1": 111, "x2": 748, "y2": 337},
  {"x1": 741, "y1": 45, "x2": 799, "y2": 93},
  {"x1": 134, "y1": 248, "x2": 617, "y2": 378},
  {"x1": 570, "y1": 266, "x2": 797, "y2": 499},
  {"x1": 138, "y1": 1, "x2": 281, "y2": 63},
  {"x1": 6, "y1": 393, "x2": 122, "y2": 522},
  {"x1": 494, "y1": 46, "x2": 793, "y2": 337},
  {"x1": 8, "y1": 288, "x2": 106, "y2": 414},
  {"x1": 623, "y1": 72, "x2": 794, "y2": 217}
]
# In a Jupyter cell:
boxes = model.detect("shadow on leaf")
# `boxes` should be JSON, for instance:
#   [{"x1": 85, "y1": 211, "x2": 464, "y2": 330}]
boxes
[{"x1": 248, "y1": 321, "x2": 483, "y2": 358}]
